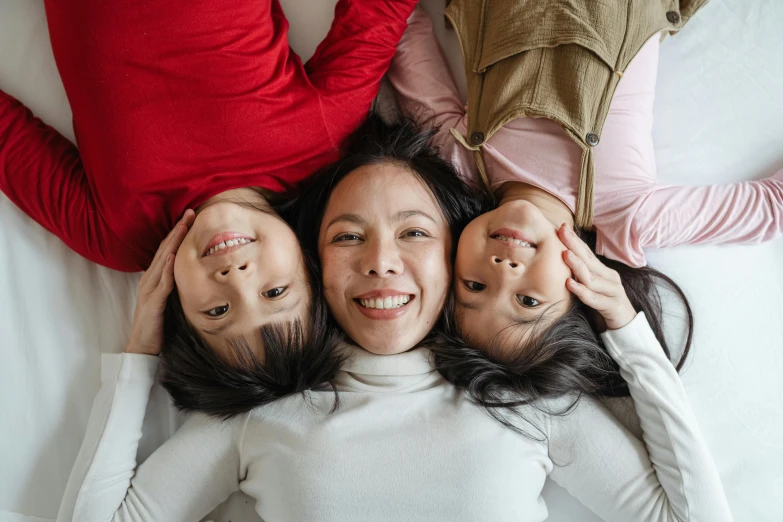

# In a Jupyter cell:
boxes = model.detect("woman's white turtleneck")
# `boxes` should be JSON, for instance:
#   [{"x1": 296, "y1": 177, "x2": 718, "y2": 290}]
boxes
[{"x1": 56, "y1": 313, "x2": 731, "y2": 522}]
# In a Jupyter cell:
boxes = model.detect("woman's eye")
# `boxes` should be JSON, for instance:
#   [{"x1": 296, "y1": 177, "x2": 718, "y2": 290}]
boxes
[
  {"x1": 517, "y1": 296, "x2": 540, "y2": 308},
  {"x1": 463, "y1": 280, "x2": 487, "y2": 292},
  {"x1": 262, "y1": 287, "x2": 287, "y2": 299},
  {"x1": 333, "y1": 233, "x2": 362, "y2": 242},
  {"x1": 403, "y1": 229, "x2": 429, "y2": 238},
  {"x1": 206, "y1": 305, "x2": 229, "y2": 317}
]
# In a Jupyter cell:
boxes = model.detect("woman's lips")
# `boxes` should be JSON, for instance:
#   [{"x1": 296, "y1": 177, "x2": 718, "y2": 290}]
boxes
[
  {"x1": 489, "y1": 228, "x2": 536, "y2": 247},
  {"x1": 202, "y1": 232, "x2": 256, "y2": 257},
  {"x1": 353, "y1": 293, "x2": 415, "y2": 320}
]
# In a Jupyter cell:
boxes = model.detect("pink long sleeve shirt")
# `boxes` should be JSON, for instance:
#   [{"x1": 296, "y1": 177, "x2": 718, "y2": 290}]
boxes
[{"x1": 389, "y1": 9, "x2": 783, "y2": 267}]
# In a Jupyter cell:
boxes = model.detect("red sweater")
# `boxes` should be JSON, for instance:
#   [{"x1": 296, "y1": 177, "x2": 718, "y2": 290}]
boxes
[{"x1": 0, "y1": 0, "x2": 417, "y2": 271}]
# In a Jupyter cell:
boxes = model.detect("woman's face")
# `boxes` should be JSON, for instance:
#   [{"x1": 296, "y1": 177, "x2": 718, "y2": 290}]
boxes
[
  {"x1": 318, "y1": 163, "x2": 452, "y2": 355},
  {"x1": 174, "y1": 194, "x2": 310, "y2": 360},
  {"x1": 454, "y1": 199, "x2": 573, "y2": 350}
]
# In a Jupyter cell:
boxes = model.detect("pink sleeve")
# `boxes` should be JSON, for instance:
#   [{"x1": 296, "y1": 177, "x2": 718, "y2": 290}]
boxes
[
  {"x1": 631, "y1": 171, "x2": 783, "y2": 253},
  {"x1": 386, "y1": 7, "x2": 476, "y2": 181},
  {"x1": 305, "y1": 0, "x2": 418, "y2": 145},
  {"x1": 0, "y1": 91, "x2": 144, "y2": 272}
]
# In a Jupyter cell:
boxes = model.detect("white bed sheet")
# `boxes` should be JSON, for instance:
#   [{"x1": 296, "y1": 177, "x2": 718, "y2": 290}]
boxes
[{"x1": 0, "y1": 0, "x2": 781, "y2": 521}]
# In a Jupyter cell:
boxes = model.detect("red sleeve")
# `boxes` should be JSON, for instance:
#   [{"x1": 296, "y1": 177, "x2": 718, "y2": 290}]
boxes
[
  {"x1": 0, "y1": 91, "x2": 145, "y2": 272},
  {"x1": 304, "y1": 0, "x2": 418, "y2": 145}
]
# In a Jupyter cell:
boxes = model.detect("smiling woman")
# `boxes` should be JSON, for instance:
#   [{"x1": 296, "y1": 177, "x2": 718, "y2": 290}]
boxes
[
  {"x1": 291, "y1": 112, "x2": 485, "y2": 355},
  {"x1": 317, "y1": 163, "x2": 452, "y2": 354}
]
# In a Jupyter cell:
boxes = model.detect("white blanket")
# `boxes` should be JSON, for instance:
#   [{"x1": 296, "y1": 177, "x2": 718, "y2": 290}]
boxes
[{"x1": 0, "y1": 0, "x2": 781, "y2": 521}]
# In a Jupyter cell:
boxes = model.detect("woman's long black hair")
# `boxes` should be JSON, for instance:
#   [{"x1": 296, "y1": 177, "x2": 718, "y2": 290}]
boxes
[
  {"x1": 285, "y1": 111, "x2": 487, "y2": 260},
  {"x1": 282, "y1": 111, "x2": 488, "y2": 341},
  {"x1": 159, "y1": 111, "x2": 485, "y2": 418}
]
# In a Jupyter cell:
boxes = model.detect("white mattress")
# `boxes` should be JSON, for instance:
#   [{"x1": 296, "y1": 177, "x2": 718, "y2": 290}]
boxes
[{"x1": 0, "y1": 0, "x2": 781, "y2": 521}]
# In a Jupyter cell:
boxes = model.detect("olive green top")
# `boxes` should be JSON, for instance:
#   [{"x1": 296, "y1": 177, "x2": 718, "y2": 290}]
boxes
[{"x1": 444, "y1": 0, "x2": 707, "y2": 228}]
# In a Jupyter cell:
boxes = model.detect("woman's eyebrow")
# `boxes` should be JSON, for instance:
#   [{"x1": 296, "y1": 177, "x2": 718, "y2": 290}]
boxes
[
  {"x1": 326, "y1": 210, "x2": 436, "y2": 230},
  {"x1": 325, "y1": 213, "x2": 366, "y2": 229},
  {"x1": 393, "y1": 210, "x2": 437, "y2": 223}
]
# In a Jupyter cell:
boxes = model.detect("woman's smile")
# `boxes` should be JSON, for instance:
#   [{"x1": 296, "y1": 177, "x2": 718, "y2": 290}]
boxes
[{"x1": 354, "y1": 291, "x2": 415, "y2": 319}]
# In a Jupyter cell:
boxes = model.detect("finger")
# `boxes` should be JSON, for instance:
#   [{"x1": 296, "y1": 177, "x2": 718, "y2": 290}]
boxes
[
  {"x1": 147, "y1": 211, "x2": 194, "y2": 279},
  {"x1": 153, "y1": 254, "x2": 176, "y2": 301},
  {"x1": 148, "y1": 227, "x2": 188, "y2": 290},
  {"x1": 145, "y1": 224, "x2": 183, "y2": 287},
  {"x1": 155, "y1": 210, "x2": 195, "y2": 262},
  {"x1": 563, "y1": 250, "x2": 617, "y2": 296},
  {"x1": 566, "y1": 277, "x2": 611, "y2": 312},
  {"x1": 558, "y1": 225, "x2": 614, "y2": 278},
  {"x1": 149, "y1": 210, "x2": 195, "y2": 269}
]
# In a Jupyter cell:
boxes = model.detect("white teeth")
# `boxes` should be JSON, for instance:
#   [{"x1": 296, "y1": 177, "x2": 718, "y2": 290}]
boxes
[
  {"x1": 205, "y1": 238, "x2": 254, "y2": 256},
  {"x1": 359, "y1": 295, "x2": 412, "y2": 310},
  {"x1": 493, "y1": 234, "x2": 532, "y2": 247}
]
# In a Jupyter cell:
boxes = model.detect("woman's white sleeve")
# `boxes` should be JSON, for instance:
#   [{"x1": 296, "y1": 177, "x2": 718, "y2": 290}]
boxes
[
  {"x1": 547, "y1": 313, "x2": 732, "y2": 521},
  {"x1": 56, "y1": 353, "x2": 244, "y2": 522}
]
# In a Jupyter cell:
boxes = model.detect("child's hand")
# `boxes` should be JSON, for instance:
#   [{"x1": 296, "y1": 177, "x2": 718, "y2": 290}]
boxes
[
  {"x1": 125, "y1": 210, "x2": 195, "y2": 356},
  {"x1": 558, "y1": 224, "x2": 636, "y2": 331}
]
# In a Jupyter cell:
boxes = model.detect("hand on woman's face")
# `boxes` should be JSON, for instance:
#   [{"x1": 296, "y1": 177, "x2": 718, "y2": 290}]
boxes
[
  {"x1": 318, "y1": 163, "x2": 452, "y2": 355},
  {"x1": 174, "y1": 195, "x2": 310, "y2": 361}
]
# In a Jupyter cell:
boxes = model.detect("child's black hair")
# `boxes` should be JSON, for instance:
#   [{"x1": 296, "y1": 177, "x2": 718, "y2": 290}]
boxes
[
  {"x1": 432, "y1": 226, "x2": 694, "y2": 436},
  {"x1": 160, "y1": 241, "x2": 345, "y2": 419}
]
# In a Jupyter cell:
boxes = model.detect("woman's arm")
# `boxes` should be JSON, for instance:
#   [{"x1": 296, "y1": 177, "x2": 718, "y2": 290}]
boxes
[
  {"x1": 57, "y1": 355, "x2": 244, "y2": 522},
  {"x1": 304, "y1": 0, "x2": 418, "y2": 145},
  {"x1": 547, "y1": 228, "x2": 732, "y2": 521},
  {"x1": 57, "y1": 216, "x2": 244, "y2": 522},
  {"x1": 0, "y1": 90, "x2": 145, "y2": 271}
]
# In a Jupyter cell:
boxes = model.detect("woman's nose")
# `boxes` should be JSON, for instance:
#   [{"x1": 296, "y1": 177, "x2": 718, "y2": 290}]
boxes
[{"x1": 363, "y1": 239, "x2": 404, "y2": 276}]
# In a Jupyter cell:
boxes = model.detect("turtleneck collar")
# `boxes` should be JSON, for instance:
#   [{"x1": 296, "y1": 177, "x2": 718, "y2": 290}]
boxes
[{"x1": 333, "y1": 344, "x2": 444, "y2": 393}]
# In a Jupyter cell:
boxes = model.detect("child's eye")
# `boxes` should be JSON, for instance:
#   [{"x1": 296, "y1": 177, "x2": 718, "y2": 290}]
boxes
[
  {"x1": 463, "y1": 280, "x2": 487, "y2": 292},
  {"x1": 333, "y1": 233, "x2": 362, "y2": 242},
  {"x1": 262, "y1": 287, "x2": 287, "y2": 299},
  {"x1": 206, "y1": 305, "x2": 229, "y2": 317},
  {"x1": 517, "y1": 296, "x2": 540, "y2": 308}
]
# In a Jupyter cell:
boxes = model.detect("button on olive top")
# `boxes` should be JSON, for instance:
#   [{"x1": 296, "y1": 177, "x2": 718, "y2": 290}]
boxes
[
  {"x1": 470, "y1": 131, "x2": 485, "y2": 145},
  {"x1": 586, "y1": 133, "x2": 599, "y2": 146},
  {"x1": 666, "y1": 11, "x2": 681, "y2": 24}
]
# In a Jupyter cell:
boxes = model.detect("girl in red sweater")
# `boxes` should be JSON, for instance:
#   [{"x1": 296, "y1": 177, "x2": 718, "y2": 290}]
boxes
[{"x1": 0, "y1": 0, "x2": 417, "y2": 360}]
